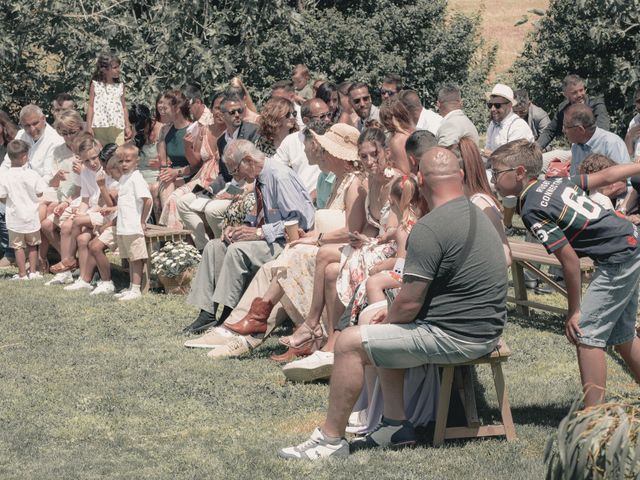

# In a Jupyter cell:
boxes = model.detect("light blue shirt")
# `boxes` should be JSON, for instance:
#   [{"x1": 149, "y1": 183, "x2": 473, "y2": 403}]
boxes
[
  {"x1": 315, "y1": 171, "x2": 336, "y2": 208},
  {"x1": 244, "y1": 158, "x2": 315, "y2": 244},
  {"x1": 570, "y1": 127, "x2": 630, "y2": 176}
]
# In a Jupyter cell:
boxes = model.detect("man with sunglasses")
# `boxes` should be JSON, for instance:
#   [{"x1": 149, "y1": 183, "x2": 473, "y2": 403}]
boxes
[
  {"x1": 348, "y1": 83, "x2": 380, "y2": 132},
  {"x1": 379, "y1": 73, "x2": 403, "y2": 101},
  {"x1": 216, "y1": 93, "x2": 259, "y2": 184},
  {"x1": 484, "y1": 84, "x2": 534, "y2": 237},
  {"x1": 271, "y1": 98, "x2": 332, "y2": 200}
]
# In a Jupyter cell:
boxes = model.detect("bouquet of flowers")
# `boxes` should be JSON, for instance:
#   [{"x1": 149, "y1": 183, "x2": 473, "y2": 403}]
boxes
[{"x1": 151, "y1": 241, "x2": 201, "y2": 278}]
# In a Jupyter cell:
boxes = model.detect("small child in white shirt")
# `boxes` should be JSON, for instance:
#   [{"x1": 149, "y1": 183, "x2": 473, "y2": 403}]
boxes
[
  {"x1": 0, "y1": 140, "x2": 47, "y2": 280},
  {"x1": 114, "y1": 142, "x2": 152, "y2": 301}
]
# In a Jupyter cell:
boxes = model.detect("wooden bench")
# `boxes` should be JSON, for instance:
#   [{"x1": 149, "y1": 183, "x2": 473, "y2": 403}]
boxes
[
  {"x1": 118, "y1": 224, "x2": 192, "y2": 293},
  {"x1": 508, "y1": 239, "x2": 595, "y2": 316},
  {"x1": 433, "y1": 341, "x2": 515, "y2": 446}
]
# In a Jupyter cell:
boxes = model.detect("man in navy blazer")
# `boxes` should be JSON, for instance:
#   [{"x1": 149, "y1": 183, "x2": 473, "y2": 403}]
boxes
[{"x1": 216, "y1": 93, "x2": 259, "y2": 182}]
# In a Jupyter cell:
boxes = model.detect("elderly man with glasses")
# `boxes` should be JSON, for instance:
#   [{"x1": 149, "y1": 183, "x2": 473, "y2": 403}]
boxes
[{"x1": 182, "y1": 139, "x2": 316, "y2": 334}]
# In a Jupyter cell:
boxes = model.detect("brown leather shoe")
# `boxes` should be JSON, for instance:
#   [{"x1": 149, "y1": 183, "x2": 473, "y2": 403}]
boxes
[{"x1": 225, "y1": 298, "x2": 274, "y2": 336}]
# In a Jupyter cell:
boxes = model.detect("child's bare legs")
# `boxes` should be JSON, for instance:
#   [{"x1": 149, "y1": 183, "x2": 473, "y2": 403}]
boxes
[
  {"x1": 77, "y1": 232, "x2": 96, "y2": 283},
  {"x1": 322, "y1": 262, "x2": 344, "y2": 352},
  {"x1": 27, "y1": 245, "x2": 38, "y2": 275},
  {"x1": 576, "y1": 345, "x2": 607, "y2": 407},
  {"x1": 614, "y1": 338, "x2": 640, "y2": 384},
  {"x1": 89, "y1": 238, "x2": 111, "y2": 281},
  {"x1": 14, "y1": 247, "x2": 27, "y2": 277},
  {"x1": 129, "y1": 259, "x2": 143, "y2": 288},
  {"x1": 366, "y1": 271, "x2": 401, "y2": 304}
]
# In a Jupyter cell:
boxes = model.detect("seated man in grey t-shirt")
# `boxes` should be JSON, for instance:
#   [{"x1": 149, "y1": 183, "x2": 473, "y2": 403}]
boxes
[{"x1": 278, "y1": 147, "x2": 508, "y2": 460}]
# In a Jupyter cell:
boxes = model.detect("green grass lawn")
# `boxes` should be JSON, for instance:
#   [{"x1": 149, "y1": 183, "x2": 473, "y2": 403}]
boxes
[{"x1": 0, "y1": 265, "x2": 638, "y2": 480}]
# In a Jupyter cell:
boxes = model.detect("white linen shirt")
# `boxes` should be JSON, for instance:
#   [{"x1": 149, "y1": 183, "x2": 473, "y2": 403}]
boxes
[
  {"x1": 116, "y1": 170, "x2": 152, "y2": 235},
  {"x1": 0, "y1": 167, "x2": 46, "y2": 233},
  {"x1": 1, "y1": 124, "x2": 65, "y2": 181},
  {"x1": 485, "y1": 111, "x2": 534, "y2": 151},
  {"x1": 416, "y1": 108, "x2": 443, "y2": 136},
  {"x1": 271, "y1": 131, "x2": 320, "y2": 194}
]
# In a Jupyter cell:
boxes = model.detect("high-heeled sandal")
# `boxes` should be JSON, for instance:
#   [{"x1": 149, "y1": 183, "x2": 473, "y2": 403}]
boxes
[
  {"x1": 270, "y1": 331, "x2": 325, "y2": 362},
  {"x1": 279, "y1": 322, "x2": 323, "y2": 348}
]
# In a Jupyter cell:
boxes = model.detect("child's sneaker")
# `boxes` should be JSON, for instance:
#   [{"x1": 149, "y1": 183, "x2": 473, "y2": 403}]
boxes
[
  {"x1": 45, "y1": 271, "x2": 73, "y2": 286},
  {"x1": 28, "y1": 272, "x2": 43, "y2": 280},
  {"x1": 91, "y1": 281, "x2": 115, "y2": 295},
  {"x1": 118, "y1": 290, "x2": 141, "y2": 301},
  {"x1": 10, "y1": 274, "x2": 29, "y2": 281},
  {"x1": 64, "y1": 279, "x2": 93, "y2": 291},
  {"x1": 113, "y1": 288, "x2": 130, "y2": 299}
]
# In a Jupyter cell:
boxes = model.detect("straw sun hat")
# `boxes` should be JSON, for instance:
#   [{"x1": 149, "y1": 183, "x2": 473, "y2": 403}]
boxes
[{"x1": 310, "y1": 123, "x2": 360, "y2": 163}]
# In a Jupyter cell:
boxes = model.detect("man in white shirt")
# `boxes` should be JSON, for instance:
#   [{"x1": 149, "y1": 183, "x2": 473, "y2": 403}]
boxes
[
  {"x1": 483, "y1": 84, "x2": 534, "y2": 235},
  {"x1": 435, "y1": 83, "x2": 480, "y2": 147},
  {"x1": 397, "y1": 89, "x2": 442, "y2": 135},
  {"x1": 271, "y1": 98, "x2": 327, "y2": 199},
  {"x1": 625, "y1": 88, "x2": 640, "y2": 161},
  {"x1": 2, "y1": 105, "x2": 64, "y2": 179},
  {"x1": 484, "y1": 84, "x2": 534, "y2": 155}
]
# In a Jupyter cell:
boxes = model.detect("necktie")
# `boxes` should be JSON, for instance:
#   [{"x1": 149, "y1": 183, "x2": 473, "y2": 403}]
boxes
[{"x1": 255, "y1": 182, "x2": 265, "y2": 227}]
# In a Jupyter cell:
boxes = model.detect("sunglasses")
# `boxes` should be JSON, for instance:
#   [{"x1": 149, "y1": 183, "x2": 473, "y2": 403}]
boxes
[
  {"x1": 309, "y1": 111, "x2": 332, "y2": 120},
  {"x1": 380, "y1": 89, "x2": 396, "y2": 97},
  {"x1": 487, "y1": 102, "x2": 509, "y2": 109},
  {"x1": 224, "y1": 108, "x2": 245, "y2": 116},
  {"x1": 352, "y1": 95, "x2": 371, "y2": 105},
  {"x1": 286, "y1": 110, "x2": 297, "y2": 119}
]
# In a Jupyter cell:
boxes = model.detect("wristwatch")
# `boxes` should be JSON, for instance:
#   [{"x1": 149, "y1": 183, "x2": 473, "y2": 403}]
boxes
[{"x1": 256, "y1": 227, "x2": 264, "y2": 240}]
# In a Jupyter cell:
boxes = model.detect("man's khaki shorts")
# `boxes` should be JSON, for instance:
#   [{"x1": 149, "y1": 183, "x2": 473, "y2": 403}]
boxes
[
  {"x1": 117, "y1": 234, "x2": 148, "y2": 261},
  {"x1": 97, "y1": 226, "x2": 117, "y2": 251},
  {"x1": 47, "y1": 205, "x2": 74, "y2": 227},
  {"x1": 9, "y1": 230, "x2": 41, "y2": 249}
]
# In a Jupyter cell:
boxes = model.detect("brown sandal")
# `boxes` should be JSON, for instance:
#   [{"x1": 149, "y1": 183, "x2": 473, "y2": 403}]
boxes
[{"x1": 50, "y1": 258, "x2": 78, "y2": 274}]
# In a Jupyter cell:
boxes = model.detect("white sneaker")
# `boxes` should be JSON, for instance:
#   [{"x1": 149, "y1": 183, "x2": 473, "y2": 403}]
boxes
[
  {"x1": 118, "y1": 290, "x2": 141, "y2": 301},
  {"x1": 10, "y1": 274, "x2": 29, "y2": 281},
  {"x1": 45, "y1": 271, "x2": 73, "y2": 286},
  {"x1": 28, "y1": 271, "x2": 43, "y2": 280},
  {"x1": 346, "y1": 409, "x2": 369, "y2": 434},
  {"x1": 277, "y1": 428, "x2": 349, "y2": 460},
  {"x1": 207, "y1": 336, "x2": 250, "y2": 358},
  {"x1": 113, "y1": 288, "x2": 130, "y2": 298},
  {"x1": 184, "y1": 326, "x2": 238, "y2": 349},
  {"x1": 64, "y1": 279, "x2": 93, "y2": 291},
  {"x1": 91, "y1": 281, "x2": 115, "y2": 295},
  {"x1": 282, "y1": 351, "x2": 334, "y2": 382}
]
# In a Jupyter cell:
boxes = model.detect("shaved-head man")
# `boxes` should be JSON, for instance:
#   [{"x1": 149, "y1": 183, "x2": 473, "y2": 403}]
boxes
[{"x1": 278, "y1": 147, "x2": 509, "y2": 460}]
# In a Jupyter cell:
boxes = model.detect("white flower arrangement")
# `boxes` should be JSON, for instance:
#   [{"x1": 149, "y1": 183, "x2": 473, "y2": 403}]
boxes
[{"x1": 151, "y1": 241, "x2": 201, "y2": 278}]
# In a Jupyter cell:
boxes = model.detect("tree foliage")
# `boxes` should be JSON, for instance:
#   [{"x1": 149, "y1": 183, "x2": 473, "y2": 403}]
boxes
[
  {"x1": 0, "y1": 0, "x2": 493, "y2": 126},
  {"x1": 512, "y1": 0, "x2": 640, "y2": 135}
]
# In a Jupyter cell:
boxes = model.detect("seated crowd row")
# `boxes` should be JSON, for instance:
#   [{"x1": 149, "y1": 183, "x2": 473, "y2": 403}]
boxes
[{"x1": 1, "y1": 58, "x2": 640, "y2": 459}]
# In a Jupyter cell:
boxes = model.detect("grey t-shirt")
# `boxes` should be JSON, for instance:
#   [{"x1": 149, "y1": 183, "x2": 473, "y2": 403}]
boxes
[{"x1": 403, "y1": 196, "x2": 507, "y2": 342}]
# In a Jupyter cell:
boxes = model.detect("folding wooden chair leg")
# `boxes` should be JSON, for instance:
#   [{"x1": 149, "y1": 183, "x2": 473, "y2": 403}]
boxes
[
  {"x1": 433, "y1": 366, "x2": 455, "y2": 447},
  {"x1": 491, "y1": 363, "x2": 516, "y2": 441},
  {"x1": 511, "y1": 262, "x2": 530, "y2": 316}
]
